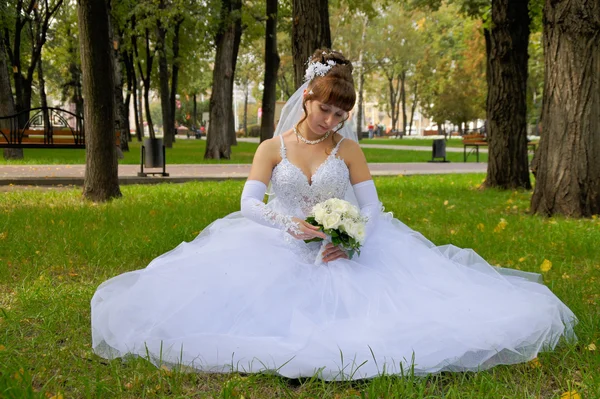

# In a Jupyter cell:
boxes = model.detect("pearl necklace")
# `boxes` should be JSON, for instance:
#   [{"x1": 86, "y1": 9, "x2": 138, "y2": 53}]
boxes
[{"x1": 294, "y1": 126, "x2": 331, "y2": 145}]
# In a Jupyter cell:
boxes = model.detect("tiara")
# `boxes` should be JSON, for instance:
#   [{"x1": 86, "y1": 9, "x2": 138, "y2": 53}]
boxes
[{"x1": 304, "y1": 59, "x2": 337, "y2": 82}]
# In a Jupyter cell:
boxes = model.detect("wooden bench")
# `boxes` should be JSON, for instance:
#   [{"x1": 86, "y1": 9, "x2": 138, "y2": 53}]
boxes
[
  {"x1": 0, "y1": 128, "x2": 120, "y2": 148},
  {"x1": 462, "y1": 133, "x2": 487, "y2": 162},
  {"x1": 0, "y1": 107, "x2": 120, "y2": 149},
  {"x1": 462, "y1": 133, "x2": 540, "y2": 162}
]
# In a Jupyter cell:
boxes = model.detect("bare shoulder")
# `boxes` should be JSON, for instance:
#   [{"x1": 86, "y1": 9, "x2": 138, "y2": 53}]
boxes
[
  {"x1": 254, "y1": 136, "x2": 281, "y2": 162},
  {"x1": 336, "y1": 135, "x2": 365, "y2": 160}
]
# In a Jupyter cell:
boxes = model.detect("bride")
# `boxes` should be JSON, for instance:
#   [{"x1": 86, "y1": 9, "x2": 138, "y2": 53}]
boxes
[{"x1": 91, "y1": 49, "x2": 576, "y2": 380}]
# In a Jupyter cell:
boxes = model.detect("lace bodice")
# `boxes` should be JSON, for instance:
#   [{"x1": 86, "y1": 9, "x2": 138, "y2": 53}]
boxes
[{"x1": 270, "y1": 135, "x2": 350, "y2": 217}]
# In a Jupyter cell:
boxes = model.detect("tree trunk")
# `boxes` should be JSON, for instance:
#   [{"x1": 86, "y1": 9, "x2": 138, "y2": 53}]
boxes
[
  {"x1": 400, "y1": 71, "x2": 407, "y2": 137},
  {"x1": 78, "y1": 0, "x2": 121, "y2": 201},
  {"x1": 355, "y1": 17, "x2": 368, "y2": 141},
  {"x1": 292, "y1": 0, "x2": 331, "y2": 89},
  {"x1": 37, "y1": 56, "x2": 52, "y2": 137},
  {"x1": 408, "y1": 81, "x2": 418, "y2": 136},
  {"x1": 134, "y1": 76, "x2": 143, "y2": 141},
  {"x1": 170, "y1": 18, "x2": 184, "y2": 141},
  {"x1": 156, "y1": 15, "x2": 173, "y2": 147},
  {"x1": 109, "y1": 15, "x2": 129, "y2": 152},
  {"x1": 205, "y1": 0, "x2": 242, "y2": 159},
  {"x1": 243, "y1": 84, "x2": 248, "y2": 136},
  {"x1": 530, "y1": 0, "x2": 600, "y2": 217},
  {"x1": 1, "y1": 39, "x2": 20, "y2": 160},
  {"x1": 260, "y1": 0, "x2": 279, "y2": 142},
  {"x1": 483, "y1": 0, "x2": 531, "y2": 190},
  {"x1": 193, "y1": 93, "x2": 198, "y2": 129}
]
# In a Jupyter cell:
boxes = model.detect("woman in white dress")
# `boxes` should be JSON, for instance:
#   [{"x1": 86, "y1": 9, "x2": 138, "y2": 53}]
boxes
[{"x1": 91, "y1": 49, "x2": 576, "y2": 381}]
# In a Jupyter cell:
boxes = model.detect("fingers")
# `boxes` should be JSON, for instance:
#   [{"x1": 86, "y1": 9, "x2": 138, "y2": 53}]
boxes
[{"x1": 322, "y1": 246, "x2": 348, "y2": 263}]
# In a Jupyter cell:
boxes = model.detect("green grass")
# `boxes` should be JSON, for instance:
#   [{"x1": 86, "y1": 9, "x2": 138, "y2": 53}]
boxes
[
  {"x1": 0, "y1": 139, "x2": 488, "y2": 165},
  {"x1": 1, "y1": 175, "x2": 598, "y2": 398}
]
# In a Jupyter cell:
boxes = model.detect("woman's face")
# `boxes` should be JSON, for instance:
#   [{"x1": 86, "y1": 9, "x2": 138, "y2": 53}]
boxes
[{"x1": 304, "y1": 100, "x2": 348, "y2": 136}]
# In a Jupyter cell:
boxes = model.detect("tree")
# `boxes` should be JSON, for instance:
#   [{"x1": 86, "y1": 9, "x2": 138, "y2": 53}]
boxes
[
  {"x1": 0, "y1": 38, "x2": 16, "y2": 130},
  {"x1": 260, "y1": 0, "x2": 279, "y2": 142},
  {"x1": 78, "y1": 0, "x2": 121, "y2": 201},
  {"x1": 2, "y1": 0, "x2": 63, "y2": 159},
  {"x1": 483, "y1": 0, "x2": 531, "y2": 190},
  {"x1": 410, "y1": 0, "x2": 531, "y2": 189},
  {"x1": 530, "y1": 0, "x2": 600, "y2": 217},
  {"x1": 292, "y1": 0, "x2": 331, "y2": 89},
  {"x1": 204, "y1": 0, "x2": 242, "y2": 159}
]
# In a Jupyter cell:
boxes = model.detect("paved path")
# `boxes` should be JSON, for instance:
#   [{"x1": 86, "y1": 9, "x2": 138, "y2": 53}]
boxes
[{"x1": 0, "y1": 162, "x2": 487, "y2": 187}]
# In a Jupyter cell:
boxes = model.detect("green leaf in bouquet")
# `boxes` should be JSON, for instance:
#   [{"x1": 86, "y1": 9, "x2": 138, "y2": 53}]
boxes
[
  {"x1": 304, "y1": 237, "x2": 324, "y2": 244},
  {"x1": 347, "y1": 249, "x2": 356, "y2": 259}
]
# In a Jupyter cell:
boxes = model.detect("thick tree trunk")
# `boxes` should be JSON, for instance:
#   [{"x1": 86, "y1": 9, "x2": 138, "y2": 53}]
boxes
[
  {"x1": 483, "y1": 0, "x2": 531, "y2": 189},
  {"x1": 292, "y1": 0, "x2": 331, "y2": 89},
  {"x1": 530, "y1": 0, "x2": 600, "y2": 217},
  {"x1": 205, "y1": 0, "x2": 242, "y2": 159},
  {"x1": 78, "y1": 0, "x2": 121, "y2": 201},
  {"x1": 260, "y1": 0, "x2": 279, "y2": 143}
]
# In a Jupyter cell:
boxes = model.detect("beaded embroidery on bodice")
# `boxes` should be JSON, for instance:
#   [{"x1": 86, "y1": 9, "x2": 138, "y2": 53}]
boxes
[{"x1": 271, "y1": 135, "x2": 350, "y2": 217}]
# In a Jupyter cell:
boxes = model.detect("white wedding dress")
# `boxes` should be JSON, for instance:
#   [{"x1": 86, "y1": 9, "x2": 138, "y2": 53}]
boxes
[{"x1": 91, "y1": 138, "x2": 576, "y2": 380}]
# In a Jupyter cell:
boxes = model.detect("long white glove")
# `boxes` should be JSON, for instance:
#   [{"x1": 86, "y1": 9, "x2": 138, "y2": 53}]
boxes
[
  {"x1": 353, "y1": 180, "x2": 382, "y2": 241},
  {"x1": 240, "y1": 180, "x2": 301, "y2": 234}
]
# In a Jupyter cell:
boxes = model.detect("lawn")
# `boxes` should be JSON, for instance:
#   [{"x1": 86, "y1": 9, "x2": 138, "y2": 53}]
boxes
[
  {"x1": 0, "y1": 175, "x2": 598, "y2": 398},
  {"x1": 0, "y1": 139, "x2": 487, "y2": 165}
]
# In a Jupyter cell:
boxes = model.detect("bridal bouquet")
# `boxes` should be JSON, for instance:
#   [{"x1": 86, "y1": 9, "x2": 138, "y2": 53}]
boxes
[{"x1": 304, "y1": 198, "x2": 367, "y2": 260}]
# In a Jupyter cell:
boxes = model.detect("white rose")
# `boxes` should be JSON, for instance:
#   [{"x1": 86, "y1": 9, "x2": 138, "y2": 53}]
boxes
[
  {"x1": 354, "y1": 224, "x2": 366, "y2": 243},
  {"x1": 322, "y1": 212, "x2": 341, "y2": 230},
  {"x1": 313, "y1": 204, "x2": 327, "y2": 223},
  {"x1": 332, "y1": 200, "x2": 349, "y2": 214},
  {"x1": 342, "y1": 220, "x2": 357, "y2": 236}
]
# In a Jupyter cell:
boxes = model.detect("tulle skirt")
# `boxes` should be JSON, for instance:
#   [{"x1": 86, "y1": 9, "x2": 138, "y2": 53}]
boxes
[{"x1": 91, "y1": 212, "x2": 576, "y2": 380}]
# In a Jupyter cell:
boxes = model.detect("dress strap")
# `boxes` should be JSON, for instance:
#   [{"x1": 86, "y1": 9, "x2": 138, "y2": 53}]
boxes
[
  {"x1": 331, "y1": 137, "x2": 345, "y2": 156},
  {"x1": 278, "y1": 135, "x2": 287, "y2": 159}
]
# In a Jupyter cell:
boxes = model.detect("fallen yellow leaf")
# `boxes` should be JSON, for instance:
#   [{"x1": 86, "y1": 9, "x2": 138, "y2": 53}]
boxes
[
  {"x1": 518, "y1": 257, "x2": 527, "y2": 262},
  {"x1": 0, "y1": 232, "x2": 7, "y2": 240},
  {"x1": 443, "y1": 200, "x2": 449, "y2": 206},
  {"x1": 477, "y1": 223, "x2": 485, "y2": 232},
  {"x1": 588, "y1": 343, "x2": 597, "y2": 351},
  {"x1": 0, "y1": 344, "x2": 5, "y2": 351},
  {"x1": 540, "y1": 259, "x2": 552, "y2": 273},
  {"x1": 560, "y1": 391, "x2": 581, "y2": 399},
  {"x1": 493, "y1": 218, "x2": 508, "y2": 233},
  {"x1": 528, "y1": 358, "x2": 541, "y2": 368},
  {"x1": 562, "y1": 273, "x2": 570, "y2": 279}
]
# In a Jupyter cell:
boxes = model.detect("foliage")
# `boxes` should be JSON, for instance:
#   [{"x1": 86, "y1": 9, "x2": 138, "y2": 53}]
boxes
[{"x1": 414, "y1": 3, "x2": 486, "y2": 128}]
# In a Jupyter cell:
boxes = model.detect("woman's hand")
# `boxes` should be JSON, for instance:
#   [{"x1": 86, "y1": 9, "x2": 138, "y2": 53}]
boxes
[
  {"x1": 321, "y1": 242, "x2": 349, "y2": 263},
  {"x1": 288, "y1": 217, "x2": 327, "y2": 240}
]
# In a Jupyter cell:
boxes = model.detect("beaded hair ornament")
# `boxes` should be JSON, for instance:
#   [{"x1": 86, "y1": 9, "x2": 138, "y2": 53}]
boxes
[{"x1": 304, "y1": 51, "x2": 337, "y2": 82}]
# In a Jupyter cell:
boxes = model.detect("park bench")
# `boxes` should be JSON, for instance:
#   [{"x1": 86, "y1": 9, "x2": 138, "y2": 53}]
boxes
[
  {"x1": 462, "y1": 133, "x2": 487, "y2": 162},
  {"x1": 462, "y1": 133, "x2": 539, "y2": 162},
  {"x1": 0, "y1": 107, "x2": 120, "y2": 149}
]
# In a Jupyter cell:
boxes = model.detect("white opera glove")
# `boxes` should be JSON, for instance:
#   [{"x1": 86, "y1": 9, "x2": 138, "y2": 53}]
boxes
[
  {"x1": 353, "y1": 180, "x2": 382, "y2": 242},
  {"x1": 240, "y1": 180, "x2": 301, "y2": 235}
]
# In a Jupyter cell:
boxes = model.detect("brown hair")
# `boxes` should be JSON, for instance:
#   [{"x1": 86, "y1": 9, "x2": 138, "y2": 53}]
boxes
[{"x1": 296, "y1": 49, "x2": 356, "y2": 145}]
